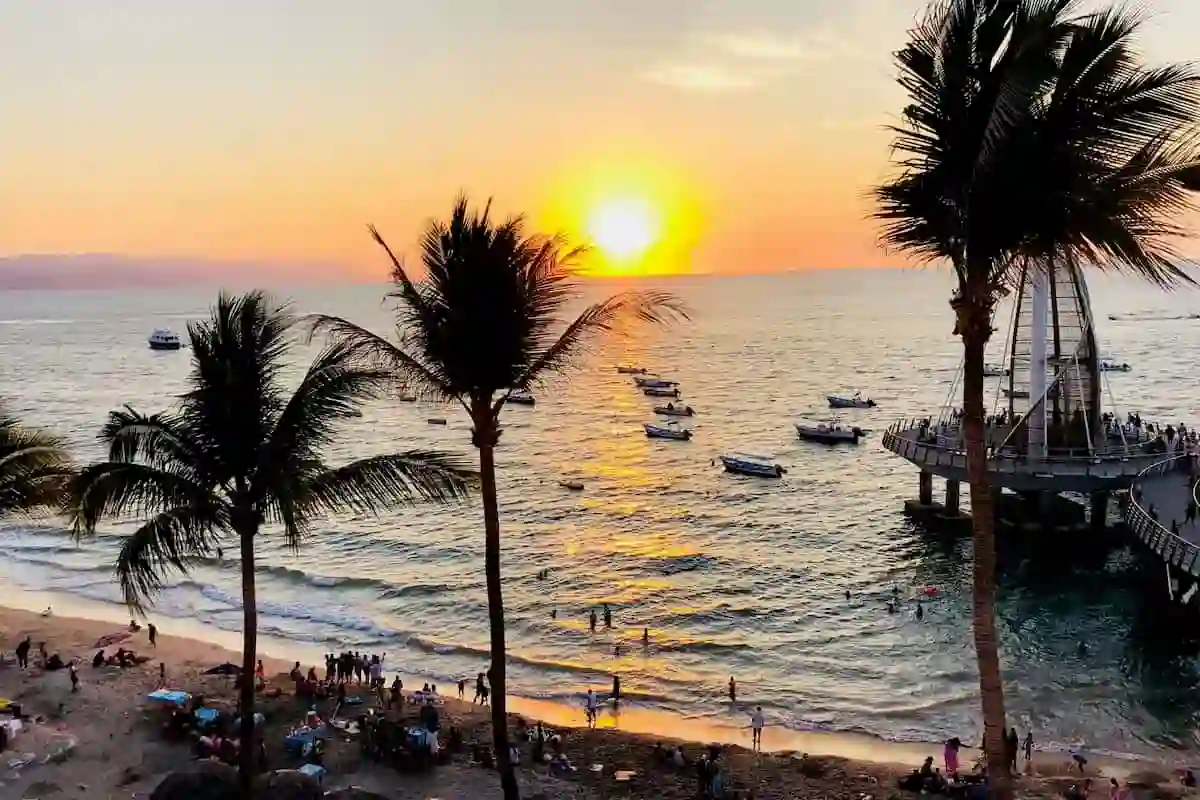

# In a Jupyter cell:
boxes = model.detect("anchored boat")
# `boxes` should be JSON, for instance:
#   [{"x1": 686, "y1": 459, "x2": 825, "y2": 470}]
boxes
[
  {"x1": 644, "y1": 423, "x2": 692, "y2": 441},
  {"x1": 654, "y1": 404, "x2": 694, "y2": 417},
  {"x1": 1099, "y1": 359, "x2": 1131, "y2": 372},
  {"x1": 616, "y1": 365, "x2": 646, "y2": 374},
  {"x1": 795, "y1": 420, "x2": 864, "y2": 444},
  {"x1": 634, "y1": 376, "x2": 678, "y2": 388},
  {"x1": 719, "y1": 453, "x2": 786, "y2": 478},
  {"x1": 983, "y1": 363, "x2": 1010, "y2": 377},
  {"x1": 827, "y1": 393, "x2": 876, "y2": 409},
  {"x1": 148, "y1": 329, "x2": 182, "y2": 350},
  {"x1": 644, "y1": 386, "x2": 681, "y2": 398},
  {"x1": 507, "y1": 390, "x2": 536, "y2": 406}
]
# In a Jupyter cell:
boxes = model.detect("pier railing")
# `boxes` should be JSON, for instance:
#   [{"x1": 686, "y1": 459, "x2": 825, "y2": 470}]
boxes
[
  {"x1": 1127, "y1": 454, "x2": 1200, "y2": 581},
  {"x1": 881, "y1": 420, "x2": 1158, "y2": 479}
]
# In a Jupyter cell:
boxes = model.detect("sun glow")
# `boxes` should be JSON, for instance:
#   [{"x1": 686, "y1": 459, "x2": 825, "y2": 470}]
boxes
[{"x1": 587, "y1": 197, "x2": 660, "y2": 260}]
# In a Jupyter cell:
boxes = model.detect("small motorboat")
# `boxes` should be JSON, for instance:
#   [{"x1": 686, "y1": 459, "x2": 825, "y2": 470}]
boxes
[
  {"x1": 644, "y1": 386, "x2": 681, "y2": 398},
  {"x1": 1001, "y1": 388, "x2": 1030, "y2": 399},
  {"x1": 795, "y1": 420, "x2": 864, "y2": 444},
  {"x1": 827, "y1": 392, "x2": 876, "y2": 409},
  {"x1": 982, "y1": 363, "x2": 1009, "y2": 378},
  {"x1": 654, "y1": 404, "x2": 695, "y2": 417},
  {"x1": 347, "y1": 409, "x2": 364, "y2": 418},
  {"x1": 148, "y1": 328, "x2": 182, "y2": 350},
  {"x1": 616, "y1": 365, "x2": 646, "y2": 374},
  {"x1": 634, "y1": 376, "x2": 678, "y2": 388},
  {"x1": 644, "y1": 423, "x2": 692, "y2": 441},
  {"x1": 427, "y1": 418, "x2": 447, "y2": 425},
  {"x1": 1099, "y1": 359, "x2": 1131, "y2": 372},
  {"x1": 559, "y1": 480, "x2": 584, "y2": 491},
  {"x1": 507, "y1": 390, "x2": 536, "y2": 406},
  {"x1": 719, "y1": 453, "x2": 786, "y2": 478},
  {"x1": 398, "y1": 394, "x2": 417, "y2": 402}
]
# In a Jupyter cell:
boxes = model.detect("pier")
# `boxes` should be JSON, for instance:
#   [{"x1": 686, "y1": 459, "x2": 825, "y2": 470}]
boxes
[{"x1": 1127, "y1": 455, "x2": 1200, "y2": 604}]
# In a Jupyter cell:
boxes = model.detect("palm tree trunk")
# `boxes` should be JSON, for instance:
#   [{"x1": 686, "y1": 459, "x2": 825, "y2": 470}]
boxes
[
  {"x1": 959, "y1": 287, "x2": 1011, "y2": 800},
  {"x1": 237, "y1": 522, "x2": 259, "y2": 790},
  {"x1": 475, "y1": 410, "x2": 519, "y2": 800}
]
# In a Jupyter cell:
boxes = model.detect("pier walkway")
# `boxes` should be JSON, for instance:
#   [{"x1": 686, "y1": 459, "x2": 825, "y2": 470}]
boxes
[{"x1": 1128, "y1": 456, "x2": 1200, "y2": 583}]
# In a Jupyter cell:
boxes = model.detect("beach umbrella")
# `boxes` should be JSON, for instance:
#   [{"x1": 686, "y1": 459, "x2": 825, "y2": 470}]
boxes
[{"x1": 203, "y1": 662, "x2": 242, "y2": 676}]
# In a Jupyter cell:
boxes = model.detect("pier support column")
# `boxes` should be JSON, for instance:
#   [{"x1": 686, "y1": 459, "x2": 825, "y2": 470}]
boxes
[
  {"x1": 1090, "y1": 491, "x2": 1110, "y2": 531},
  {"x1": 945, "y1": 480, "x2": 961, "y2": 515},
  {"x1": 919, "y1": 471, "x2": 933, "y2": 506}
]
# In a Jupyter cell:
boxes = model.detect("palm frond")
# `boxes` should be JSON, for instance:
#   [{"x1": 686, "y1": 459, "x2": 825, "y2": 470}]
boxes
[
  {"x1": 306, "y1": 314, "x2": 460, "y2": 403},
  {"x1": 300, "y1": 451, "x2": 476, "y2": 520},
  {"x1": 0, "y1": 411, "x2": 73, "y2": 516},
  {"x1": 510, "y1": 292, "x2": 690, "y2": 401},
  {"x1": 67, "y1": 462, "x2": 215, "y2": 537},
  {"x1": 116, "y1": 504, "x2": 226, "y2": 612},
  {"x1": 100, "y1": 405, "x2": 207, "y2": 477}
]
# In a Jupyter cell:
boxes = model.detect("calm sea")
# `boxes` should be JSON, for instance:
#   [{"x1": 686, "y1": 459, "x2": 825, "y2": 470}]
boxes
[{"x1": 1, "y1": 269, "x2": 1199, "y2": 760}]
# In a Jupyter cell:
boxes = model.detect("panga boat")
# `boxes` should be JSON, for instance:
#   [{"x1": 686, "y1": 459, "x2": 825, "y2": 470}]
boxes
[
  {"x1": 1002, "y1": 388, "x2": 1030, "y2": 399},
  {"x1": 148, "y1": 329, "x2": 182, "y2": 350},
  {"x1": 795, "y1": 420, "x2": 864, "y2": 444},
  {"x1": 398, "y1": 394, "x2": 417, "y2": 402},
  {"x1": 560, "y1": 480, "x2": 584, "y2": 491},
  {"x1": 827, "y1": 392, "x2": 876, "y2": 409},
  {"x1": 427, "y1": 418, "x2": 447, "y2": 425},
  {"x1": 644, "y1": 386, "x2": 681, "y2": 398},
  {"x1": 634, "y1": 376, "x2": 678, "y2": 388},
  {"x1": 616, "y1": 365, "x2": 646, "y2": 374},
  {"x1": 644, "y1": 423, "x2": 692, "y2": 441},
  {"x1": 719, "y1": 453, "x2": 786, "y2": 478},
  {"x1": 654, "y1": 403, "x2": 694, "y2": 417},
  {"x1": 982, "y1": 363, "x2": 1009, "y2": 377},
  {"x1": 507, "y1": 390, "x2": 535, "y2": 405},
  {"x1": 1099, "y1": 359, "x2": 1131, "y2": 372}
]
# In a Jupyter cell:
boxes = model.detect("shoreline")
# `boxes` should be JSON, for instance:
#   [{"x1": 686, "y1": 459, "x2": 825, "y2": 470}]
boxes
[{"x1": 1, "y1": 586, "x2": 1188, "y2": 782}]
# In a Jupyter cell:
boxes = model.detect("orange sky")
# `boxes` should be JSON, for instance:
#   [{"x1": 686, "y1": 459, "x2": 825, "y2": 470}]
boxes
[{"x1": 2, "y1": 0, "x2": 1198, "y2": 280}]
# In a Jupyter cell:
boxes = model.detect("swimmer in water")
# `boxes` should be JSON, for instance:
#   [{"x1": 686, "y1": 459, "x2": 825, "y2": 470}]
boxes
[
  {"x1": 845, "y1": 589, "x2": 851, "y2": 600},
  {"x1": 550, "y1": 609, "x2": 557, "y2": 619},
  {"x1": 887, "y1": 600, "x2": 897, "y2": 614},
  {"x1": 642, "y1": 627, "x2": 649, "y2": 646}
]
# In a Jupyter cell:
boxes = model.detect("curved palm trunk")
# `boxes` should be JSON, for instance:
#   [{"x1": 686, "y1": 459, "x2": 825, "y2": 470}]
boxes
[
  {"x1": 959, "y1": 285, "x2": 1011, "y2": 800},
  {"x1": 237, "y1": 523, "x2": 259, "y2": 789},
  {"x1": 475, "y1": 411, "x2": 519, "y2": 800}
]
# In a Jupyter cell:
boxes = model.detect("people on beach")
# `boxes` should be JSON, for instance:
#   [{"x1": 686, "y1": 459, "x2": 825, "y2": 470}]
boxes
[
  {"x1": 458, "y1": 678, "x2": 466, "y2": 699},
  {"x1": 15, "y1": 635, "x2": 31, "y2": 669},
  {"x1": 612, "y1": 674, "x2": 621, "y2": 705},
  {"x1": 589, "y1": 609, "x2": 597, "y2": 632},
  {"x1": 1005, "y1": 727, "x2": 1018, "y2": 772},
  {"x1": 916, "y1": 601, "x2": 924, "y2": 621},
  {"x1": 944, "y1": 737, "x2": 960, "y2": 775},
  {"x1": 728, "y1": 676, "x2": 736, "y2": 703},
  {"x1": 1023, "y1": 730, "x2": 1033, "y2": 763},
  {"x1": 148, "y1": 622, "x2": 157, "y2": 647},
  {"x1": 642, "y1": 627, "x2": 649, "y2": 646},
  {"x1": 604, "y1": 604, "x2": 612, "y2": 628},
  {"x1": 845, "y1": 589, "x2": 851, "y2": 600},
  {"x1": 158, "y1": 661, "x2": 166, "y2": 688},
  {"x1": 474, "y1": 672, "x2": 489, "y2": 705},
  {"x1": 585, "y1": 689, "x2": 598, "y2": 727},
  {"x1": 92, "y1": 650, "x2": 105, "y2": 669},
  {"x1": 750, "y1": 705, "x2": 764, "y2": 750},
  {"x1": 69, "y1": 662, "x2": 79, "y2": 692}
]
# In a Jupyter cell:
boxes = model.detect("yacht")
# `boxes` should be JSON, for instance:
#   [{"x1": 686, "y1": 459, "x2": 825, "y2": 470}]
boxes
[
  {"x1": 719, "y1": 453, "x2": 786, "y2": 478},
  {"x1": 148, "y1": 329, "x2": 182, "y2": 350},
  {"x1": 795, "y1": 420, "x2": 864, "y2": 444}
]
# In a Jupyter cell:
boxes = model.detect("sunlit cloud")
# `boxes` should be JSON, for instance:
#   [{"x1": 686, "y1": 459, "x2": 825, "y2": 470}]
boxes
[
  {"x1": 643, "y1": 63, "x2": 762, "y2": 92},
  {"x1": 697, "y1": 30, "x2": 869, "y2": 63}
]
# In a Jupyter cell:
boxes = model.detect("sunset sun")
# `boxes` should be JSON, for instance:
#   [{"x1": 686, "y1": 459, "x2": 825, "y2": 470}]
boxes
[{"x1": 586, "y1": 197, "x2": 660, "y2": 261}]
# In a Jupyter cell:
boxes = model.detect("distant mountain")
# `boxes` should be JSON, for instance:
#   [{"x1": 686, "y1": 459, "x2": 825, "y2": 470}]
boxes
[{"x1": 0, "y1": 254, "x2": 354, "y2": 289}]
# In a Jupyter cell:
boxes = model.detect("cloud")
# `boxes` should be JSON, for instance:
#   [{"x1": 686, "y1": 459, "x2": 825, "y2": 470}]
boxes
[
  {"x1": 698, "y1": 30, "x2": 868, "y2": 63},
  {"x1": 643, "y1": 63, "x2": 762, "y2": 92}
]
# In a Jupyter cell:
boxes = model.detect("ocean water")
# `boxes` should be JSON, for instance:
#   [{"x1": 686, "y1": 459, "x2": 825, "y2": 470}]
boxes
[{"x1": 1, "y1": 269, "x2": 1199, "y2": 761}]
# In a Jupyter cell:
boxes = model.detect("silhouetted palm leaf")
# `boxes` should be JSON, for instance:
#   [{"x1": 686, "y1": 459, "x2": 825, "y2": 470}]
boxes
[{"x1": 0, "y1": 410, "x2": 72, "y2": 517}]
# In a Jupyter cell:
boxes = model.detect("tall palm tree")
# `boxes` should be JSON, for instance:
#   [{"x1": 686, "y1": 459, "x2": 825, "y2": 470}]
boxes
[
  {"x1": 68, "y1": 291, "x2": 474, "y2": 788},
  {"x1": 0, "y1": 409, "x2": 72, "y2": 517},
  {"x1": 877, "y1": 2, "x2": 1200, "y2": 797},
  {"x1": 312, "y1": 196, "x2": 687, "y2": 800}
]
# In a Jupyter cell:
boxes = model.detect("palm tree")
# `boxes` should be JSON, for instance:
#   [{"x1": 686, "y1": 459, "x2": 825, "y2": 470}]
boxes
[
  {"x1": 0, "y1": 409, "x2": 72, "y2": 517},
  {"x1": 68, "y1": 291, "x2": 475, "y2": 788},
  {"x1": 312, "y1": 196, "x2": 687, "y2": 800},
  {"x1": 877, "y1": 1, "x2": 1200, "y2": 797}
]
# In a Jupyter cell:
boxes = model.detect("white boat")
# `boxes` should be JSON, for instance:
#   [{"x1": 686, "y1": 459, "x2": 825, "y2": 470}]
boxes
[
  {"x1": 827, "y1": 392, "x2": 876, "y2": 409},
  {"x1": 616, "y1": 365, "x2": 646, "y2": 374},
  {"x1": 643, "y1": 386, "x2": 680, "y2": 398},
  {"x1": 795, "y1": 420, "x2": 863, "y2": 444},
  {"x1": 644, "y1": 423, "x2": 692, "y2": 441},
  {"x1": 983, "y1": 363, "x2": 1009, "y2": 377},
  {"x1": 634, "y1": 376, "x2": 678, "y2": 388},
  {"x1": 148, "y1": 329, "x2": 182, "y2": 350},
  {"x1": 507, "y1": 390, "x2": 535, "y2": 406},
  {"x1": 654, "y1": 404, "x2": 694, "y2": 417},
  {"x1": 719, "y1": 453, "x2": 785, "y2": 478},
  {"x1": 1099, "y1": 359, "x2": 1131, "y2": 372}
]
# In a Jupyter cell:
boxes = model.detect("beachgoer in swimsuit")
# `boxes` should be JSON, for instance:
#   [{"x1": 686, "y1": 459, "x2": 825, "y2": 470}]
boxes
[{"x1": 750, "y1": 706, "x2": 764, "y2": 750}]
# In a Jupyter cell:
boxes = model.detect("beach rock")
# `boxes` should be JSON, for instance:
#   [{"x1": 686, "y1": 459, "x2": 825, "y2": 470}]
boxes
[
  {"x1": 253, "y1": 769, "x2": 322, "y2": 800},
  {"x1": 150, "y1": 762, "x2": 240, "y2": 800}
]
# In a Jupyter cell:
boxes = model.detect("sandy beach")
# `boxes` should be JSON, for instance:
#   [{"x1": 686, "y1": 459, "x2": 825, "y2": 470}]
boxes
[{"x1": 0, "y1": 599, "x2": 1190, "y2": 799}]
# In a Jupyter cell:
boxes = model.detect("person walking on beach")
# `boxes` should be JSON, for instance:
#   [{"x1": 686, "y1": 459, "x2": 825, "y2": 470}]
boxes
[
  {"x1": 603, "y1": 604, "x2": 612, "y2": 628},
  {"x1": 15, "y1": 636, "x2": 30, "y2": 669},
  {"x1": 147, "y1": 622, "x2": 157, "y2": 647},
  {"x1": 728, "y1": 676, "x2": 737, "y2": 703},
  {"x1": 585, "y1": 689, "x2": 597, "y2": 728},
  {"x1": 1006, "y1": 727, "x2": 1019, "y2": 772},
  {"x1": 68, "y1": 662, "x2": 79, "y2": 693},
  {"x1": 457, "y1": 678, "x2": 465, "y2": 699},
  {"x1": 589, "y1": 609, "x2": 597, "y2": 633},
  {"x1": 944, "y1": 737, "x2": 961, "y2": 776},
  {"x1": 750, "y1": 705, "x2": 765, "y2": 751},
  {"x1": 916, "y1": 601, "x2": 924, "y2": 621},
  {"x1": 612, "y1": 674, "x2": 621, "y2": 705},
  {"x1": 1024, "y1": 730, "x2": 1034, "y2": 764},
  {"x1": 474, "y1": 672, "x2": 488, "y2": 705}
]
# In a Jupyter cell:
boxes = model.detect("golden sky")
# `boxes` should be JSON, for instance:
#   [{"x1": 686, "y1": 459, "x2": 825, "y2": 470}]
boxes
[{"x1": 2, "y1": 0, "x2": 1199, "y2": 280}]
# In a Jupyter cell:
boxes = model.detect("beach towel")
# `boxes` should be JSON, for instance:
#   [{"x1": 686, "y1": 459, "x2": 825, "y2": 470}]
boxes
[{"x1": 147, "y1": 689, "x2": 191, "y2": 706}]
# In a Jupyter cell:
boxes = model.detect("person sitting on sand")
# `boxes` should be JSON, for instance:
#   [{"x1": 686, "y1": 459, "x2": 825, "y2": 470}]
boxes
[
  {"x1": 128, "y1": 619, "x2": 141, "y2": 632},
  {"x1": 92, "y1": 650, "x2": 105, "y2": 669}
]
